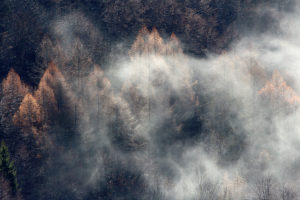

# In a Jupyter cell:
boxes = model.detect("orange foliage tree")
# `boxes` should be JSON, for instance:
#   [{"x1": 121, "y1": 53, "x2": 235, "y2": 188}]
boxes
[
  {"x1": 34, "y1": 64, "x2": 59, "y2": 122},
  {"x1": 34, "y1": 81, "x2": 56, "y2": 121},
  {"x1": 35, "y1": 62, "x2": 80, "y2": 141},
  {"x1": 13, "y1": 94, "x2": 43, "y2": 136},
  {"x1": 147, "y1": 27, "x2": 165, "y2": 54},
  {"x1": 129, "y1": 26, "x2": 184, "y2": 57},
  {"x1": 259, "y1": 70, "x2": 300, "y2": 105},
  {"x1": 0, "y1": 69, "x2": 29, "y2": 131},
  {"x1": 166, "y1": 33, "x2": 183, "y2": 55},
  {"x1": 129, "y1": 25, "x2": 150, "y2": 56},
  {"x1": 34, "y1": 62, "x2": 78, "y2": 129}
]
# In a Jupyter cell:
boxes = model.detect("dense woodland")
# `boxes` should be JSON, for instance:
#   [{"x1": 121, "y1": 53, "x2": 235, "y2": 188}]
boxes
[
  {"x1": 0, "y1": 0, "x2": 300, "y2": 200},
  {"x1": 0, "y1": 0, "x2": 294, "y2": 84}
]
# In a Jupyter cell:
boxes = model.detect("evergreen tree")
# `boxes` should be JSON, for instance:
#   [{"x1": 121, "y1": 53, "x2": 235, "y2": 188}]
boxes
[{"x1": 0, "y1": 141, "x2": 18, "y2": 195}]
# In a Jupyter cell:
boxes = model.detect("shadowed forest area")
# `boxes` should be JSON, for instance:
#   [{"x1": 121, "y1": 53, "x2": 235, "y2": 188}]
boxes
[{"x1": 1, "y1": 0, "x2": 300, "y2": 200}]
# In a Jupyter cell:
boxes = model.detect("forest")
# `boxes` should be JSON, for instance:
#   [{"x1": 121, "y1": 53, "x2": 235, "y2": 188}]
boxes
[{"x1": 0, "y1": 0, "x2": 300, "y2": 200}]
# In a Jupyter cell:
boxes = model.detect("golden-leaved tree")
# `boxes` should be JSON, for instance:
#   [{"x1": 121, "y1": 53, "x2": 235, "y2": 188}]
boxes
[
  {"x1": 129, "y1": 25, "x2": 150, "y2": 57},
  {"x1": 125, "y1": 26, "x2": 198, "y2": 142},
  {"x1": 147, "y1": 27, "x2": 165, "y2": 54},
  {"x1": 34, "y1": 65, "x2": 58, "y2": 122},
  {"x1": 37, "y1": 62, "x2": 75, "y2": 117},
  {"x1": 166, "y1": 33, "x2": 183, "y2": 55},
  {"x1": 36, "y1": 62, "x2": 79, "y2": 146},
  {"x1": 129, "y1": 26, "x2": 166, "y2": 56},
  {"x1": 259, "y1": 70, "x2": 300, "y2": 112},
  {"x1": 13, "y1": 94, "x2": 43, "y2": 136},
  {"x1": 0, "y1": 69, "x2": 29, "y2": 133},
  {"x1": 129, "y1": 26, "x2": 184, "y2": 57}
]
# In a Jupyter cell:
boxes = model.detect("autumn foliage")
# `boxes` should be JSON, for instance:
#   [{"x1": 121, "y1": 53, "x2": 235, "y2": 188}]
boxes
[
  {"x1": 259, "y1": 70, "x2": 300, "y2": 105},
  {"x1": 1, "y1": 24, "x2": 300, "y2": 200},
  {"x1": 13, "y1": 94, "x2": 42, "y2": 135},
  {"x1": 1, "y1": 69, "x2": 28, "y2": 97},
  {"x1": 0, "y1": 69, "x2": 29, "y2": 132},
  {"x1": 129, "y1": 26, "x2": 183, "y2": 57}
]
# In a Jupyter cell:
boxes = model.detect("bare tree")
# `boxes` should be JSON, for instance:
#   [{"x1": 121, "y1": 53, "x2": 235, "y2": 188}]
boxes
[
  {"x1": 252, "y1": 176, "x2": 275, "y2": 200},
  {"x1": 222, "y1": 186, "x2": 233, "y2": 200},
  {"x1": 279, "y1": 185, "x2": 297, "y2": 200},
  {"x1": 195, "y1": 173, "x2": 220, "y2": 200}
]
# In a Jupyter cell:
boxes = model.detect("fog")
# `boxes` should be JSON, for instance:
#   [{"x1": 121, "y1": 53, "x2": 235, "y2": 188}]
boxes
[
  {"x1": 3, "y1": 0, "x2": 300, "y2": 199},
  {"x1": 52, "y1": 2, "x2": 300, "y2": 199},
  {"x1": 40, "y1": 4, "x2": 291, "y2": 199}
]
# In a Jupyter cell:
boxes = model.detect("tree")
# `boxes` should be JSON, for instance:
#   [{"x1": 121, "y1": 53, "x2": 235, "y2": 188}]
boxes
[
  {"x1": 31, "y1": 36, "x2": 66, "y2": 85},
  {"x1": 129, "y1": 26, "x2": 167, "y2": 56},
  {"x1": 121, "y1": 82, "x2": 148, "y2": 121},
  {"x1": 34, "y1": 81, "x2": 56, "y2": 122},
  {"x1": 166, "y1": 33, "x2": 183, "y2": 55},
  {"x1": 252, "y1": 176, "x2": 275, "y2": 200},
  {"x1": 129, "y1": 25, "x2": 150, "y2": 57},
  {"x1": 13, "y1": 94, "x2": 43, "y2": 136},
  {"x1": 36, "y1": 62, "x2": 79, "y2": 145},
  {"x1": 259, "y1": 70, "x2": 300, "y2": 113},
  {"x1": 0, "y1": 141, "x2": 19, "y2": 196},
  {"x1": 86, "y1": 65, "x2": 111, "y2": 122},
  {"x1": 61, "y1": 39, "x2": 93, "y2": 129},
  {"x1": 195, "y1": 174, "x2": 220, "y2": 200},
  {"x1": 147, "y1": 27, "x2": 165, "y2": 55},
  {"x1": 38, "y1": 62, "x2": 74, "y2": 119},
  {"x1": 0, "y1": 69, "x2": 28, "y2": 136},
  {"x1": 34, "y1": 65, "x2": 58, "y2": 122},
  {"x1": 64, "y1": 38, "x2": 93, "y2": 98},
  {"x1": 37, "y1": 62, "x2": 65, "y2": 92},
  {"x1": 280, "y1": 185, "x2": 297, "y2": 200}
]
